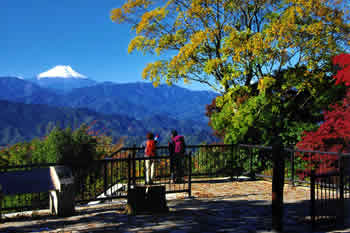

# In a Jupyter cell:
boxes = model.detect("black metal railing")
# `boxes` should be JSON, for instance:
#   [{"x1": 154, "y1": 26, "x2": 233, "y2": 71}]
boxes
[
  {"x1": 309, "y1": 154, "x2": 350, "y2": 229},
  {"x1": 112, "y1": 145, "x2": 192, "y2": 196},
  {"x1": 0, "y1": 145, "x2": 192, "y2": 214},
  {"x1": 2, "y1": 142, "x2": 350, "y2": 221},
  {"x1": 0, "y1": 143, "x2": 293, "y2": 214}
]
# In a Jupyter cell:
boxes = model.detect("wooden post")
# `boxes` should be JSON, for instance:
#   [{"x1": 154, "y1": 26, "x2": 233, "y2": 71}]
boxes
[{"x1": 272, "y1": 138, "x2": 285, "y2": 232}]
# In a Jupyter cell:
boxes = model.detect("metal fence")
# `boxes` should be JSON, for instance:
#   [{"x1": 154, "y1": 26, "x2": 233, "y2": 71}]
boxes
[
  {"x1": 0, "y1": 145, "x2": 192, "y2": 214},
  {"x1": 0, "y1": 143, "x2": 307, "y2": 214},
  {"x1": 2, "y1": 142, "x2": 350, "y2": 228},
  {"x1": 306, "y1": 153, "x2": 350, "y2": 229}
]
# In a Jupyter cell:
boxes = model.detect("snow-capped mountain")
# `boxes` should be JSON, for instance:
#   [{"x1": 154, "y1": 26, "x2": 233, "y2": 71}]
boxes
[
  {"x1": 37, "y1": 65, "x2": 87, "y2": 79},
  {"x1": 33, "y1": 65, "x2": 96, "y2": 93}
]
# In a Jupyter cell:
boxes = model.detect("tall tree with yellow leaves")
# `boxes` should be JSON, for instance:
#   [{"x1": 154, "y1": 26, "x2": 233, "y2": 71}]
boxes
[{"x1": 111, "y1": 0, "x2": 350, "y2": 145}]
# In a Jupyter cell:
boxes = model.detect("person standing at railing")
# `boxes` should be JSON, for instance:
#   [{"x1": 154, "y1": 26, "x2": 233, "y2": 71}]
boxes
[
  {"x1": 169, "y1": 130, "x2": 186, "y2": 183},
  {"x1": 145, "y1": 132, "x2": 156, "y2": 185}
]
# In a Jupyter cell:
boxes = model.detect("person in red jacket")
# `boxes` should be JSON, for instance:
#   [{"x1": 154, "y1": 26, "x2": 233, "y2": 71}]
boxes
[{"x1": 145, "y1": 132, "x2": 156, "y2": 184}]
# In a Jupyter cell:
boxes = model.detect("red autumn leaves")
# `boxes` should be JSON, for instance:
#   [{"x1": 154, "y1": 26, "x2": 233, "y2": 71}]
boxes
[
  {"x1": 296, "y1": 54, "x2": 350, "y2": 176},
  {"x1": 333, "y1": 54, "x2": 350, "y2": 86}
]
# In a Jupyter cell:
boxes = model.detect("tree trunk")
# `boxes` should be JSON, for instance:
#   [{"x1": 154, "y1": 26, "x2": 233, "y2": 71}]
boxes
[{"x1": 272, "y1": 139, "x2": 285, "y2": 232}]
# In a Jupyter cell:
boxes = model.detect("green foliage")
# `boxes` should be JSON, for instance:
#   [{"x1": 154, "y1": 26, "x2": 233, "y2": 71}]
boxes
[
  {"x1": 209, "y1": 66, "x2": 347, "y2": 145},
  {"x1": 39, "y1": 125, "x2": 98, "y2": 168},
  {"x1": 1, "y1": 124, "x2": 100, "y2": 168}
]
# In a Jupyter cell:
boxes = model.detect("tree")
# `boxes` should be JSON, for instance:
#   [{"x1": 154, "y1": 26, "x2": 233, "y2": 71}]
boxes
[
  {"x1": 296, "y1": 53, "x2": 350, "y2": 176},
  {"x1": 111, "y1": 0, "x2": 350, "y2": 144},
  {"x1": 206, "y1": 65, "x2": 347, "y2": 145}
]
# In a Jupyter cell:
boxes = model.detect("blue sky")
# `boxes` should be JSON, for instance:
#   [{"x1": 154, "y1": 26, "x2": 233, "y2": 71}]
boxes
[{"x1": 1, "y1": 0, "x2": 210, "y2": 90}]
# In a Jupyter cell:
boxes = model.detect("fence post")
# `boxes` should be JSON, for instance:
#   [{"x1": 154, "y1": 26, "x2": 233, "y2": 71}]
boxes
[
  {"x1": 231, "y1": 144, "x2": 234, "y2": 180},
  {"x1": 128, "y1": 152, "x2": 131, "y2": 191},
  {"x1": 132, "y1": 144, "x2": 136, "y2": 186},
  {"x1": 0, "y1": 184, "x2": 2, "y2": 222},
  {"x1": 272, "y1": 138, "x2": 285, "y2": 232},
  {"x1": 310, "y1": 170, "x2": 315, "y2": 230},
  {"x1": 249, "y1": 147, "x2": 254, "y2": 179},
  {"x1": 339, "y1": 156, "x2": 345, "y2": 225},
  {"x1": 291, "y1": 151, "x2": 295, "y2": 187},
  {"x1": 188, "y1": 152, "x2": 192, "y2": 197},
  {"x1": 104, "y1": 160, "x2": 108, "y2": 197}
]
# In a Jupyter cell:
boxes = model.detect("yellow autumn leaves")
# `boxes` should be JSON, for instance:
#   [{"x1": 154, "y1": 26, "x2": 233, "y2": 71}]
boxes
[
  {"x1": 111, "y1": 0, "x2": 350, "y2": 90},
  {"x1": 258, "y1": 76, "x2": 276, "y2": 93}
]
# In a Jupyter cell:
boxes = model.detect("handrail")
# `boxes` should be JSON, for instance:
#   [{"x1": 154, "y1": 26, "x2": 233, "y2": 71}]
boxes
[
  {"x1": 3, "y1": 143, "x2": 350, "y2": 169},
  {"x1": 284, "y1": 148, "x2": 350, "y2": 157},
  {"x1": 106, "y1": 143, "x2": 350, "y2": 159}
]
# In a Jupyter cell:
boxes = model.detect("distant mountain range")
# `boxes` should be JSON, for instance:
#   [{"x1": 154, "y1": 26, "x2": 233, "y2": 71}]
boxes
[
  {"x1": 0, "y1": 66, "x2": 218, "y2": 145},
  {"x1": 0, "y1": 99, "x2": 215, "y2": 146}
]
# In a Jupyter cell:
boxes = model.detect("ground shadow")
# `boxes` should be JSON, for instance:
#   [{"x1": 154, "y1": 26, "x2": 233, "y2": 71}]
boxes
[{"x1": 0, "y1": 198, "x2": 321, "y2": 233}]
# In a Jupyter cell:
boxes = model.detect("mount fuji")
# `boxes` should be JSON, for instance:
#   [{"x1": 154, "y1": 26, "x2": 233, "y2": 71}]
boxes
[
  {"x1": 33, "y1": 65, "x2": 96, "y2": 93},
  {"x1": 37, "y1": 65, "x2": 87, "y2": 79}
]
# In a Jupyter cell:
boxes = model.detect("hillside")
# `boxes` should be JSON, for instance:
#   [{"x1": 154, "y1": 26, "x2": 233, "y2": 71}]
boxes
[
  {"x1": 0, "y1": 77, "x2": 60, "y2": 105},
  {"x1": 0, "y1": 100, "x2": 216, "y2": 146},
  {"x1": 0, "y1": 78, "x2": 217, "y2": 123},
  {"x1": 62, "y1": 82, "x2": 217, "y2": 122}
]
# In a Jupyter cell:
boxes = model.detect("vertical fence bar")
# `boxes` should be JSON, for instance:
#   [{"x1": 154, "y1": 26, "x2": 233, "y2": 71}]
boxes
[
  {"x1": 110, "y1": 160, "x2": 114, "y2": 196},
  {"x1": 132, "y1": 145, "x2": 136, "y2": 186},
  {"x1": 188, "y1": 152, "x2": 192, "y2": 197},
  {"x1": 104, "y1": 160, "x2": 108, "y2": 197},
  {"x1": 212, "y1": 146, "x2": 215, "y2": 177},
  {"x1": 128, "y1": 152, "x2": 131, "y2": 191},
  {"x1": 291, "y1": 151, "x2": 295, "y2": 186},
  {"x1": 250, "y1": 147, "x2": 254, "y2": 179},
  {"x1": 311, "y1": 170, "x2": 315, "y2": 230},
  {"x1": 231, "y1": 144, "x2": 234, "y2": 180},
  {"x1": 317, "y1": 178, "x2": 324, "y2": 217},
  {"x1": 339, "y1": 156, "x2": 345, "y2": 225},
  {"x1": 139, "y1": 154, "x2": 142, "y2": 181},
  {"x1": 0, "y1": 184, "x2": 2, "y2": 222}
]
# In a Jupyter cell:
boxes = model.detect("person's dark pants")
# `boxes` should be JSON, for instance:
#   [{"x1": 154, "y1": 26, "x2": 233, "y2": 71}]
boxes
[
  {"x1": 170, "y1": 154, "x2": 175, "y2": 182},
  {"x1": 174, "y1": 153, "x2": 184, "y2": 183}
]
